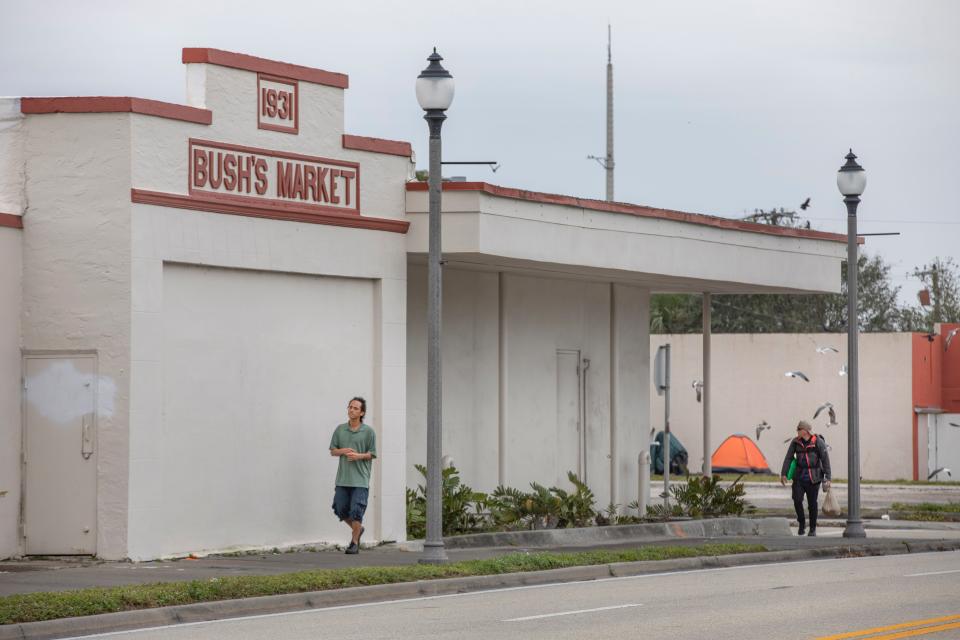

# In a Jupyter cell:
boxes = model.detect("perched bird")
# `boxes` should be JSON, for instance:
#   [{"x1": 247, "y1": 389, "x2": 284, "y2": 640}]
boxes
[
  {"x1": 691, "y1": 379, "x2": 704, "y2": 403},
  {"x1": 756, "y1": 421, "x2": 772, "y2": 440},
  {"x1": 928, "y1": 467, "x2": 952, "y2": 480},
  {"x1": 923, "y1": 332, "x2": 936, "y2": 343},
  {"x1": 816, "y1": 346, "x2": 839, "y2": 354},
  {"x1": 814, "y1": 402, "x2": 838, "y2": 426},
  {"x1": 800, "y1": 197, "x2": 811, "y2": 211},
  {"x1": 945, "y1": 328, "x2": 959, "y2": 352},
  {"x1": 785, "y1": 371, "x2": 810, "y2": 382},
  {"x1": 839, "y1": 364, "x2": 848, "y2": 377}
]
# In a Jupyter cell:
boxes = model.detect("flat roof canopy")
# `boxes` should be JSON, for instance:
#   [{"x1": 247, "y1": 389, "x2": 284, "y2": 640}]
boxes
[{"x1": 406, "y1": 182, "x2": 848, "y2": 295}]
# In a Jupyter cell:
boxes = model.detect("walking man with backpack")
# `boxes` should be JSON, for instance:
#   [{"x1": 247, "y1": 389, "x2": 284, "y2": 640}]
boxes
[
  {"x1": 330, "y1": 397, "x2": 377, "y2": 554},
  {"x1": 780, "y1": 420, "x2": 831, "y2": 537}
]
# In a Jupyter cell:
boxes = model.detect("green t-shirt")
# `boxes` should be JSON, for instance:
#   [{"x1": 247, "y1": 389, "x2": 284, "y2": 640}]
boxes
[{"x1": 329, "y1": 422, "x2": 377, "y2": 488}]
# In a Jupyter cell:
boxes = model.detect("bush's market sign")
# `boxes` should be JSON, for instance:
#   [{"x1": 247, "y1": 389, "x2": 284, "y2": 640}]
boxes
[{"x1": 189, "y1": 139, "x2": 360, "y2": 214}]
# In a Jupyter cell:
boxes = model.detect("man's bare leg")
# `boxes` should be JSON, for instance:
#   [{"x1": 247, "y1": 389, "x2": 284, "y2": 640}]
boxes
[
  {"x1": 344, "y1": 519, "x2": 362, "y2": 544},
  {"x1": 350, "y1": 520, "x2": 362, "y2": 544}
]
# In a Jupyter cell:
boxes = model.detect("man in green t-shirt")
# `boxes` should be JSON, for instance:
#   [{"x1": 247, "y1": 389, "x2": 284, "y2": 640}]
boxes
[{"x1": 329, "y1": 397, "x2": 377, "y2": 554}]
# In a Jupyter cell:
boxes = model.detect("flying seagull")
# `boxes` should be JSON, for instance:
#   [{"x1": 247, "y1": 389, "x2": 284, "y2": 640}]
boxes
[
  {"x1": 692, "y1": 379, "x2": 704, "y2": 403},
  {"x1": 928, "y1": 467, "x2": 952, "y2": 480},
  {"x1": 800, "y1": 197, "x2": 811, "y2": 211},
  {"x1": 946, "y1": 328, "x2": 959, "y2": 352},
  {"x1": 949, "y1": 422, "x2": 960, "y2": 428},
  {"x1": 785, "y1": 371, "x2": 810, "y2": 382},
  {"x1": 816, "y1": 346, "x2": 839, "y2": 354},
  {"x1": 839, "y1": 364, "x2": 848, "y2": 377},
  {"x1": 814, "y1": 402, "x2": 838, "y2": 426},
  {"x1": 755, "y1": 421, "x2": 771, "y2": 440}
]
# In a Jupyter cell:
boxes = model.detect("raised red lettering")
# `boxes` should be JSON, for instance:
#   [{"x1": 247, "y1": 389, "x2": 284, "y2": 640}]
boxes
[
  {"x1": 329, "y1": 169, "x2": 341, "y2": 205},
  {"x1": 277, "y1": 91, "x2": 289, "y2": 120},
  {"x1": 192, "y1": 147, "x2": 208, "y2": 188},
  {"x1": 208, "y1": 151, "x2": 224, "y2": 189},
  {"x1": 317, "y1": 167, "x2": 329, "y2": 202},
  {"x1": 302, "y1": 165, "x2": 316, "y2": 201},
  {"x1": 236, "y1": 155, "x2": 252, "y2": 193},
  {"x1": 265, "y1": 90, "x2": 278, "y2": 117},
  {"x1": 254, "y1": 159, "x2": 268, "y2": 195},
  {"x1": 223, "y1": 154, "x2": 238, "y2": 191},
  {"x1": 277, "y1": 161, "x2": 295, "y2": 198},
  {"x1": 340, "y1": 170, "x2": 355, "y2": 207},
  {"x1": 292, "y1": 164, "x2": 305, "y2": 200}
]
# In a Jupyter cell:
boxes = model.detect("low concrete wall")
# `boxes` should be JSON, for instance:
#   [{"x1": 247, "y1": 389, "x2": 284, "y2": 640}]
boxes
[{"x1": 444, "y1": 517, "x2": 791, "y2": 549}]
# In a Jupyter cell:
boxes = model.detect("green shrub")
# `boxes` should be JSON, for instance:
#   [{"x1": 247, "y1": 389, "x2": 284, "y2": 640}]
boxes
[
  {"x1": 405, "y1": 465, "x2": 489, "y2": 538},
  {"x1": 647, "y1": 475, "x2": 754, "y2": 519},
  {"x1": 485, "y1": 472, "x2": 597, "y2": 530}
]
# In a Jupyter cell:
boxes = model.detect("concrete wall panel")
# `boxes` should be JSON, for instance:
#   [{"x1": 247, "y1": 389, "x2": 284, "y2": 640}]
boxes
[
  {"x1": 127, "y1": 264, "x2": 374, "y2": 559},
  {"x1": 649, "y1": 332, "x2": 915, "y2": 481},
  {"x1": 0, "y1": 229, "x2": 22, "y2": 559},
  {"x1": 21, "y1": 113, "x2": 132, "y2": 559}
]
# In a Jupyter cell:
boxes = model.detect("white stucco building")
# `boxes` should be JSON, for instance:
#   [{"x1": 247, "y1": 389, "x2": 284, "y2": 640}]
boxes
[{"x1": 0, "y1": 48, "x2": 849, "y2": 561}]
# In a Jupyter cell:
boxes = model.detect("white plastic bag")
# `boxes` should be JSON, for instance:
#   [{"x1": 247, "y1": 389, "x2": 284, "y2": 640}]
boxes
[{"x1": 822, "y1": 485, "x2": 841, "y2": 516}]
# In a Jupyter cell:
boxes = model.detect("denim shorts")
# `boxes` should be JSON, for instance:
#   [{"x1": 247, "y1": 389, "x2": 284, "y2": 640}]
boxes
[{"x1": 332, "y1": 486, "x2": 369, "y2": 522}]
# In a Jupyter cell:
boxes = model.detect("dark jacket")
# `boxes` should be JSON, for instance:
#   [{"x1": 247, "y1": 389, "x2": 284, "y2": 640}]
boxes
[{"x1": 781, "y1": 434, "x2": 831, "y2": 484}]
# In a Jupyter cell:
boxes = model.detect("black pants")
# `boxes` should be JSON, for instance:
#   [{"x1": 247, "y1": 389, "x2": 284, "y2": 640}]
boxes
[{"x1": 792, "y1": 479, "x2": 820, "y2": 530}]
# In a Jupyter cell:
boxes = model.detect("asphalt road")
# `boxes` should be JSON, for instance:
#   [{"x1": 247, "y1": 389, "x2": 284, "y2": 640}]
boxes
[{"x1": 66, "y1": 551, "x2": 960, "y2": 640}]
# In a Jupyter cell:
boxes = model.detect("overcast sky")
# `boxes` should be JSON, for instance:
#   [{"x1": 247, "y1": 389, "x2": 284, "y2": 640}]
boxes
[{"x1": 2, "y1": 0, "x2": 957, "y2": 304}]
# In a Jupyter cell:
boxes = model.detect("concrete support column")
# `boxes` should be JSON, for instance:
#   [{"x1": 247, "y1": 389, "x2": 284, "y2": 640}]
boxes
[
  {"x1": 610, "y1": 284, "x2": 649, "y2": 511},
  {"x1": 498, "y1": 272, "x2": 507, "y2": 486},
  {"x1": 702, "y1": 292, "x2": 712, "y2": 477}
]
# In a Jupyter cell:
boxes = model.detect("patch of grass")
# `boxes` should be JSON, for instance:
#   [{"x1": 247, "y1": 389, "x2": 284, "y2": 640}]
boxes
[
  {"x1": 897, "y1": 512, "x2": 947, "y2": 522},
  {"x1": 0, "y1": 543, "x2": 764, "y2": 625},
  {"x1": 891, "y1": 502, "x2": 960, "y2": 513}
]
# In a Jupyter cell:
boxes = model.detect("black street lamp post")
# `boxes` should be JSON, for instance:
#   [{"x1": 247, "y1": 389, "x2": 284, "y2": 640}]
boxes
[
  {"x1": 837, "y1": 149, "x2": 867, "y2": 539},
  {"x1": 416, "y1": 48, "x2": 455, "y2": 563}
]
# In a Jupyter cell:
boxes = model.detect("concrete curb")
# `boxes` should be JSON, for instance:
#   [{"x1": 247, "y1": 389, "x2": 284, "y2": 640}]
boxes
[
  {"x1": 4, "y1": 538, "x2": 960, "y2": 640},
  {"x1": 443, "y1": 517, "x2": 791, "y2": 548}
]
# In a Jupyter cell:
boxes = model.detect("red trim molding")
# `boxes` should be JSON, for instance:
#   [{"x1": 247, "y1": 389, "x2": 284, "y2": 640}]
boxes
[
  {"x1": 183, "y1": 48, "x2": 348, "y2": 89},
  {"x1": 0, "y1": 212, "x2": 23, "y2": 229},
  {"x1": 406, "y1": 181, "x2": 849, "y2": 244},
  {"x1": 131, "y1": 189, "x2": 408, "y2": 234},
  {"x1": 343, "y1": 134, "x2": 413, "y2": 158},
  {"x1": 21, "y1": 97, "x2": 212, "y2": 125}
]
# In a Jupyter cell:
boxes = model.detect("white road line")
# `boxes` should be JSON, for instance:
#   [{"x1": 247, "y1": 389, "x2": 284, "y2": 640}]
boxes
[
  {"x1": 904, "y1": 568, "x2": 960, "y2": 577},
  {"x1": 503, "y1": 603, "x2": 642, "y2": 622}
]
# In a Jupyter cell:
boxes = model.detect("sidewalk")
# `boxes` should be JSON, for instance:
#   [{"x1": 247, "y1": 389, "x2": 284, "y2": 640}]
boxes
[
  {"x1": 3, "y1": 518, "x2": 960, "y2": 640},
  {"x1": 2, "y1": 518, "x2": 959, "y2": 597}
]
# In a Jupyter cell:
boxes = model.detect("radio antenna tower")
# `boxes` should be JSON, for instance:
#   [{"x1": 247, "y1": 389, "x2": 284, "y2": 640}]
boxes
[{"x1": 587, "y1": 25, "x2": 615, "y2": 201}]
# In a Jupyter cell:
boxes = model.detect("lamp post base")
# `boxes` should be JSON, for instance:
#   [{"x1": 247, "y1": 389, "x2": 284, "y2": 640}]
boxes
[
  {"x1": 843, "y1": 519, "x2": 867, "y2": 538},
  {"x1": 419, "y1": 542, "x2": 449, "y2": 564}
]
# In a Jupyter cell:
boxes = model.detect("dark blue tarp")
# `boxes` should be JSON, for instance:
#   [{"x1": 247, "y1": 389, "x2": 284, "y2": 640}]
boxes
[{"x1": 650, "y1": 430, "x2": 689, "y2": 475}]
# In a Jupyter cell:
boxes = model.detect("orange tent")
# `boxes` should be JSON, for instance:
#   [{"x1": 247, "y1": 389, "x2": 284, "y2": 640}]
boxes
[{"x1": 711, "y1": 434, "x2": 772, "y2": 474}]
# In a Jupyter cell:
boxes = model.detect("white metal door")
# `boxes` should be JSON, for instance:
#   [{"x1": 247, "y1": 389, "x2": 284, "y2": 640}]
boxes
[
  {"x1": 23, "y1": 355, "x2": 98, "y2": 555},
  {"x1": 930, "y1": 413, "x2": 960, "y2": 481},
  {"x1": 556, "y1": 349, "x2": 582, "y2": 486}
]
